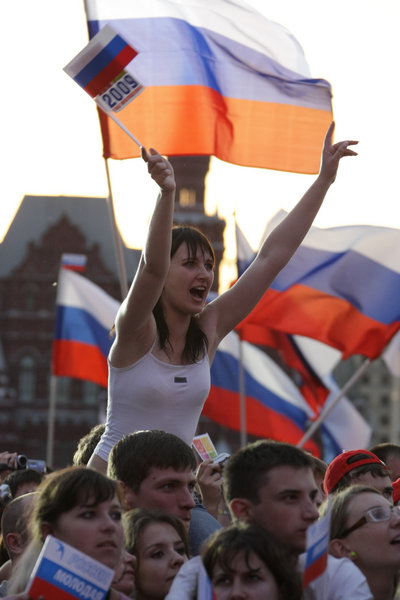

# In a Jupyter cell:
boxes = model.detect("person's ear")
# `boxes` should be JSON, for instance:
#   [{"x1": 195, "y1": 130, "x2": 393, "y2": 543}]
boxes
[
  {"x1": 329, "y1": 538, "x2": 353, "y2": 559},
  {"x1": 6, "y1": 533, "x2": 24, "y2": 556},
  {"x1": 229, "y1": 498, "x2": 253, "y2": 520},
  {"x1": 118, "y1": 480, "x2": 138, "y2": 511},
  {"x1": 39, "y1": 521, "x2": 54, "y2": 541}
]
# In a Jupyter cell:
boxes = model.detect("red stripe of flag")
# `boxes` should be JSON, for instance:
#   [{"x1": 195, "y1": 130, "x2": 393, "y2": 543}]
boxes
[
  {"x1": 52, "y1": 340, "x2": 108, "y2": 387},
  {"x1": 204, "y1": 387, "x2": 321, "y2": 457},
  {"x1": 302, "y1": 551, "x2": 328, "y2": 588},
  {"x1": 85, "y1": 44, "x2": 138, "y2": 97}
]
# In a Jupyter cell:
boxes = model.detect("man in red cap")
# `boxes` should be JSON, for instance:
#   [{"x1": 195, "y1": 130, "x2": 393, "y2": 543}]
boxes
[{"x1": 324, "y1": 449, "x2": 393, "y2": 501}]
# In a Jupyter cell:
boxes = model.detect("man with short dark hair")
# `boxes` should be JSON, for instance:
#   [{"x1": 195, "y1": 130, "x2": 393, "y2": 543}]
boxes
[
  {"x1": 323, "y1": 449, "x2": 393, "y2": 501},
  {"x1": 223, "y1": 439, "x2": 319, "y2": 555},
  {"x1": 222, "y1": 440, "x2": 373, "y2": 600},
  {"x1": 107, "y1": 429, "x2": 220, "y2": 554}
]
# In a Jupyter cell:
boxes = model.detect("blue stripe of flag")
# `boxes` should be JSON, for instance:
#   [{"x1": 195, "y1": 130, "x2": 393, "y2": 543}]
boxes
[
  {"x1": 54, "y1": 306, "x2": 113, "y2": 356},
  {"x1": 211, "y1": 350, "x2": 310, "y2": 429},
  {"x1": 74, "y1": 34, "x2": 129, "y2": 88}
]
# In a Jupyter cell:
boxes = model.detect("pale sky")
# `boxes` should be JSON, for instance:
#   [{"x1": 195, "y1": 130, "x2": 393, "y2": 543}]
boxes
[{"x1": 1, "y1": 0, "x2": 399, "y2": 290}]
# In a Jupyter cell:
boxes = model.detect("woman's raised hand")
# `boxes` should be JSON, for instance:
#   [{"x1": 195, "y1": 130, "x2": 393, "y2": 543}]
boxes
[
  {"x1": 319, "y1": 121, "x2": 358, "y2": 184},
  {"x1": 142, "y1": 147, "x2": 176, "y2": 192}
]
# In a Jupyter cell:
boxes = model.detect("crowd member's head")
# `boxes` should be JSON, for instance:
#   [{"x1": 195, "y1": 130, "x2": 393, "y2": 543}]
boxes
[
  {"x1": 73, "y1": 423, "x2": 106, "y2": 466},
  {"x1": 8, "y1": 467, "x2": 124, "y2": 595},
  {"x1": 1, "y1": 493, "x2": 36, "y2": 564},
  {"x1": 325, "y1": 484, "x2": 400, "y2": 600},
  {"x1": 223, "y1": 440, "x2": 319, "y2": 556},
  {"x1": 202, "y1": 522, "x2": 302, "y2": 600},
  {"x1": 123, "y1": 508, "x2": 189, "y2": 600},
  {"x1": 3, "y1": 469, "x2": 44, "y2": 499},
  {"x1": 370, "y1": 442, "x2": 400, "y2": 482},
  {"x1": 324, "y1": 449, "x2": 393, "y2": 501},
  {"x1": 108, "y1": 430, "x2": 197, "y2": 530}
]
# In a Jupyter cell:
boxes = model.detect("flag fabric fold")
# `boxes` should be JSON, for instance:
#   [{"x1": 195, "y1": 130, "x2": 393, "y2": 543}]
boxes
[
  {"x1": 84, "y1": 0, "x2": 332, "y2": 172},
  {"x1": 204, "y1": 330, "x2": 321, "y2": 456},
  {"x1": 52, "y1": 270, "x2": 119, "y2": 387},
  {"x1": 236, "y1": 211, "x2": 400, "y2": 360}
]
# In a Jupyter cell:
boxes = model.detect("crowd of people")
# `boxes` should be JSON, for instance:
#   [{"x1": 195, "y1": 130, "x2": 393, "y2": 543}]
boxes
[
  {"x1": 2, "y1": 440, "x2": 400, "y2": 599},
  {"x1": 4, "y1": 123, "x2": 399, "y2": 599}
]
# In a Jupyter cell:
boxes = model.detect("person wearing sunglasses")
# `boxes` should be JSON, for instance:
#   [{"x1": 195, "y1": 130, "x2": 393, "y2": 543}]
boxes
[{"x1": 325, "y1": 485, "x2": 400, "y2": 600}]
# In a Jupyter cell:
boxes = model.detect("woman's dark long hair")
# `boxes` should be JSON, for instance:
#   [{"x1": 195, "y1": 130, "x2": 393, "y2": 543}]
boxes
[{"x1": 153, "y1": 226, "x2": 215, "y2": 363}]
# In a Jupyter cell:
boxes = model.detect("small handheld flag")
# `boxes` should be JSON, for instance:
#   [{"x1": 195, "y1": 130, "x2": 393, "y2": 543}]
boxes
[
  {"x1": 64, "y1": 24, "x2": 143, "y2": 146},
  {"x1": 302, "y1": 498, "x2": 331, "y2": 589},
  {"x1": 26, "y1": 535, "x2": 114, "y2": 600}
]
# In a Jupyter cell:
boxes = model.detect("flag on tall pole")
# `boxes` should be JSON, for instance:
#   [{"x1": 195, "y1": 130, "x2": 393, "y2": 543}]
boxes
[
  {"x1": 52, "y1": 269, "x2": 120, "y2": 387},
  {"x1": 83, "y1": 0, "x2": 333, "y2": 173}
]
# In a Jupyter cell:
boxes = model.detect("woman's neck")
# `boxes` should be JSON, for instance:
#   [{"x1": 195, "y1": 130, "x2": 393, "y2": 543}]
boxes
[{"x1": 363, "y1": 566, "x2": 396, "y2": 600}]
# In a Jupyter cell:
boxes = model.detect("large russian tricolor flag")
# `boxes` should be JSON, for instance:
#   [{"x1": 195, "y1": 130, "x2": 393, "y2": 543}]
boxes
[
  {"x1": 236, "y1": 211, "x2": 400, "y2": 360},
  {"x1": 52, "y1": 269, "x2": 120, "y2": 387},
  {"x1": 204, "y1": 331, "x2": 321, "y2": 456},
  {"x1": 84, "y1": 0, "x2": 333, "y2": 173}
]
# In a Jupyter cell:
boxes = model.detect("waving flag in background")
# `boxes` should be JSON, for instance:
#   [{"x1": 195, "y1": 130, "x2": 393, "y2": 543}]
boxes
[
  {"x1": 52, "y1": 269, "x2": 119, "y2": 387},
  {"x1": 234, "y1": 223, "x2": 371, "y2": 458},
  {"x1": 61, "y1": 253, "x2": 88, "y2": 272},
  {"x1": 204, "y1": 331, "x2": 322, "y2": 457},
  {"x1": 237, "y1": 211, "x2": 400, "y2": 360},
  {"x1": 83, "y1": 0, "x2": 333, "y2": 172}
]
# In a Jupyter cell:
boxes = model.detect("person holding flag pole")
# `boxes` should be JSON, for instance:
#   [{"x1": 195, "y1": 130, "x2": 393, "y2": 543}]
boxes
[{"x1": 86, "y1": 121, "x2": 358, "y2": 473}]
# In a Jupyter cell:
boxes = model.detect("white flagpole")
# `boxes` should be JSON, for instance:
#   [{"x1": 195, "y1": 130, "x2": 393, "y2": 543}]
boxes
[
  {"x1": 238, "y1": 338, "x2": 247, "y2": 448},
  {"x1": 96, "y1": 101, "x2": 141, "y2": 300},
  {"x1": 104, "y1": 159, "x2": 129, "y2": 299},
  {"x1": 46, "y1": 375, "x2": 57, "y2": 466},
  {"x1": 297, "y1": 358, "x2": 371, "y2": 448},
  {"x1": 95, "y1": 100, "x2": 142, "y2": 149}
]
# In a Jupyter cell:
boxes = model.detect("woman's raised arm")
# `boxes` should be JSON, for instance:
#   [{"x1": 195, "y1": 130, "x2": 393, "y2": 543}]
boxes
[
  {"x1": 203, "y1": 122, "x2": 358, "y2": 355},
  {"x1": 110, "y1": 148, "x2": 176, "y2": 365}
]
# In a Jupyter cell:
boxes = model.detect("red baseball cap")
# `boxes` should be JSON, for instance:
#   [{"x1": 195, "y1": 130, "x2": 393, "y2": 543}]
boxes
[{"x1": 324, "y1": 449, "x2": 389, "y2": 495}]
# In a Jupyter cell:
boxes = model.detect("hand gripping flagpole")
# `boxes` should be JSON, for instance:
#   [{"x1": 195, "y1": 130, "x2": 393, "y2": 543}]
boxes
[{"x1": 297, "y1": 358, "x2": 371, "y2": 448}]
